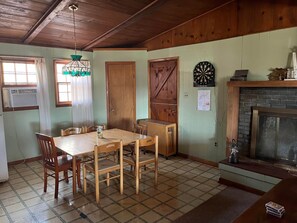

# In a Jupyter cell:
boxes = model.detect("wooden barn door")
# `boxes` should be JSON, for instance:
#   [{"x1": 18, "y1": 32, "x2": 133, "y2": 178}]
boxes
[
  {"x1": 106, "y1": 62, "x2": 136, "y2": 131},
  {"x1": 149, "y1": 58, "x2": 178, "y2": 124}
]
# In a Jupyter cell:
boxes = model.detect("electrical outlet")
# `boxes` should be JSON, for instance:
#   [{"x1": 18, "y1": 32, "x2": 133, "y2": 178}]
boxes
[{"x1": 214, "y1": 142, "x2": 218, "y2": 147}]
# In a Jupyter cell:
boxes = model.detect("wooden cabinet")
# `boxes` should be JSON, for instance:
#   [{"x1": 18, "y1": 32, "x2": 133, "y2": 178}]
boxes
[{"x1": 138, "y1": 119, "x2": 176, "y2": 159}]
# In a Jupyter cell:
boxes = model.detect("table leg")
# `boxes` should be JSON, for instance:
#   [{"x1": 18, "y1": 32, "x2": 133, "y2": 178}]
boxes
[{"x1": 72, "y1": 156, "x2": 77, "y2": 194}]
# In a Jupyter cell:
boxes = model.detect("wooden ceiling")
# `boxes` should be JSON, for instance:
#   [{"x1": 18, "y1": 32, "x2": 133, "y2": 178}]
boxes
[{"x1": 0, "y1": 0, "x2": 232, "y2": 51}]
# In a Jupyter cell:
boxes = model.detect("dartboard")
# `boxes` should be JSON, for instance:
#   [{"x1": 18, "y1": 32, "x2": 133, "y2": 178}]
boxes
[{"x1": 193, "y1": 61, "x2": 215, "y2": 87}]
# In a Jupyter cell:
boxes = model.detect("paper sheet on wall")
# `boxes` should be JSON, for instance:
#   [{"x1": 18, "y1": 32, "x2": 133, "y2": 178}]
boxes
[{"x1": 197, "y1": 90, "x2": 210, "y2": 111}]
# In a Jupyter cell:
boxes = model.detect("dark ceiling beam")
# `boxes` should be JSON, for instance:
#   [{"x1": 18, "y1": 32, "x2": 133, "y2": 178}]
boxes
[
  {"x1": 22, "y1": 0, "x2": 72, "y2": 44},
  {"x1": 82, "y1": 0, "x2": 168, "y2": 51}
]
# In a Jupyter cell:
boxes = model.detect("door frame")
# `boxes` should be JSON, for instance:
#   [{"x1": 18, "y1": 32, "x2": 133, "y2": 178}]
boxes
[
  {"x1": 105, "y1": 61, "x2": 136, "y2": 130},
  {"x1": 147, "y1": 57, "x2": 179, "y2": 123}
]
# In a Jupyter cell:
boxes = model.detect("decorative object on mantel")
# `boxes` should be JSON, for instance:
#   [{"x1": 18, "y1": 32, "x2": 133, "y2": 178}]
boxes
[
  {"x1": 63, "y1": 4, "x2": 91, "y2": 77},
  {"x1": 193, "y1": 61, "x2": 215, "y2": 87},
  {"x1": 230, "y1": 69, "x2": 248, "y2": 81},
  {"x1": 228, "y1": 139, "x2": 239, "y2": 164},
  {"x1": 267, "y1": 68, "x2": 287, "y2": 80},
  {"x1": 284, "y1": 51, "x2": 297, "y2": 80}
]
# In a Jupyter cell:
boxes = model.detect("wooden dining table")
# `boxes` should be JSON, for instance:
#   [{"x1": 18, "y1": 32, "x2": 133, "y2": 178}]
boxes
[{"x1": 53, "y1": 128, "x2": 150, "y2": 194}]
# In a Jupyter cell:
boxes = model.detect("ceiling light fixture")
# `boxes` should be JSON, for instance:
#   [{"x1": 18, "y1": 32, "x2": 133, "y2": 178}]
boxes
[{"x1": 63, "y1": 4, "x2": 91, "y2": 77}]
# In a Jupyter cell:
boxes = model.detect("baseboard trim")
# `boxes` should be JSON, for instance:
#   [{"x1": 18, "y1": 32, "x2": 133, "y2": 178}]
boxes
[
  {"x1": 178, "y1": 152, "x2": 218, "y2": 167},
  {"x1": 219, "y1": 177, "x2": 265, "y2": 195},
  {"x1": 8, "y1": 156, "x2": 42, "y2": 166}
]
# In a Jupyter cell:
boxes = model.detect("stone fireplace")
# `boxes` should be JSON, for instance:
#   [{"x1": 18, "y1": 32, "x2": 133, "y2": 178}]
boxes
[
  {"x1": 219, "y1": 80, "x2": 297, "y2": 192},
  {"x1": 250, "y1": 106, "x2": 297, "y2": 169}
]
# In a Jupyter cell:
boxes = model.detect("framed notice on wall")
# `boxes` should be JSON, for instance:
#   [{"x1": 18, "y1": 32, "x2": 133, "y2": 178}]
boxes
[{"x1": 197, "y1": 90, "x2": 210, "y2": 111}]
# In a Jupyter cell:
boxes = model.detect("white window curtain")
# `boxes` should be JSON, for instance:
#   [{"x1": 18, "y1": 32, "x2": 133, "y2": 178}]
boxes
[
  {"x1": 71, "y1": 69, "x2": 94, "y2": 126},
  {"x1": 35, "y1": 58, "x2": 52, "y2": 134}
]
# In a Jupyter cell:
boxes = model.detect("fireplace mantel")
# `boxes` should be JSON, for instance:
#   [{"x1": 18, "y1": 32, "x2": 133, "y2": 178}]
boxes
[
  {"x1": 226, "y1": 80, "x2": 297, "y2": 156},
  {"x1": 228, "y1": 80, "x2": 297, "y2": 87}
]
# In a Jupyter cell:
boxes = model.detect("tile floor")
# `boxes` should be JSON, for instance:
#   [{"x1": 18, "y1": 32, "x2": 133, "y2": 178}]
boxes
[{"x1": 0, "y1": 156, "x2": 226, "y2": 223}]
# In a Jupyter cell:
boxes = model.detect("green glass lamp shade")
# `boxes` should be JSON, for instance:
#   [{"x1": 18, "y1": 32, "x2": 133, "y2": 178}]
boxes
[{"x1": 62, "y1": 54, "x2": 91, "y2": 77}]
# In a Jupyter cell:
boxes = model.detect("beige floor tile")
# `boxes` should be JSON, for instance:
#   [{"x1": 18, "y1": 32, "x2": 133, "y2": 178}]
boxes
[
  {"x1": 19, "y1": 191, "x2": 38, "y2": 201},
  {"x1": 0, "y1": 215, "x2": 10, "y2": 223},
  {"x1": 53, "y1": 203, "x2": 75, "y2": 215},
  {"x1": 166, "y1": 210, "x2": 184, "y2": 221},
  {"x1": 9, "y1": 208, "x2": 35, "y2": 222},
  {"x1": 5, "y1": 202, "x2": 26, "y2": 213},
  {"x1": 0, "y1": 207, "x2": 5, "y2": 216},
  {"x1": 186, "y1": 188, "x2": 204, "y2": 198},
  {"x1": 60, "y1": 209, "x2": 81, "y2": 222},
  {"x1": 0, "y1": 184, "x2": 12, "y2": 193},
  {"x1": 179, "y1": 204, "x2": 195, "y2": 214},
  {"x1": 16, "y1": 186, "x2": 33, "y2": 195},
  {"x1": 128, "y1": 204, "x2": 149, "y2": 215},
  {"x1": 153, "y1": 204, "x2": 174, "y2": 216},
  {"x1": 166, "y1": 198, "x2": 186, "y2": 209},
  {"x1": 140, "y1": 210, "x2": 162, "y2": 223},
  {"x1": 3, "y1": 157, "x2": 227, "y2": 223},
  {"x1": 196, "y1": 183, "x2": 213, "y2": 192},
  {"x1": 41, "y1": 216, "x2": 63, "y2": 223},
  {"x1": 78, "y1": 203, "x2": 99, "y2": 214},
  {"x1": 142, "y1": 198, "x2": 161, "y2": 209},
  {"x1": 34, "y1": 209, "x2": 57, "y2": 222},
  {"x1": 2, "y1": 196, "x2": 21, "y2": 206},
  {"x1": 100, "y1": 217, "x2": 118, "y2": 223},
  {"x1": 113, "y1": 209, "x2": 135, "y2": 223},
  {"x1": 118, "y1": 197, "x2": 138, "y2": 208},
  {"x1": 24, "y1": 196, "x2": 44, "y2": 207},
  {"x1": 154, "y1": 192, "x2": 172, "y2": 202},
  {"x1": 103, "y1": 203, "x2": 124, "y2": 215},
  {"x1": 87, "y1": 209, "x2": 109, "y2": 223},
  {"x1": 0, "y1": 190, "x2": 16, "y2": 199}
]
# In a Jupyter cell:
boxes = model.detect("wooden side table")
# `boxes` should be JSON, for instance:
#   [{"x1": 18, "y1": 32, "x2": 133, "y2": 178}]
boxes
[{"x1": 138, "y1": 119, "x2": 176, "y2": 159}]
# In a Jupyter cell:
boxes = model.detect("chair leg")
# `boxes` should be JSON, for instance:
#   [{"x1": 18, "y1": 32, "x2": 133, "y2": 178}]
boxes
[
  {"x1": 77, "y1": 165, "x2": 82, "y2": 189},
  {"x1": 64, "y1": 170, "x2": 69, "y2": 183},
  {"x1": 106, "y1": 173, "x2": 110, "y2": 186},
  {"x1": 54, "y1": 171, "x2": 59, "y2": 199},
  {"x1": 44, "y1": 168, "x2": 47, "y2": 193},
  {"x1": 95, "y1": 173, "x2": 100, "y2": 203},
  {"x1": 83, "y1": 166, "x2": 87, "y2": 194}
]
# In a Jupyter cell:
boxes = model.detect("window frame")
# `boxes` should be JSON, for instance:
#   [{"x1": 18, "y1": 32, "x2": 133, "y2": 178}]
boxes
[
  {"x1": 54, "y1": 59, "x2": 72, "y2": 107},
  {"x1": 0, "y1": 58, "x2": 38, "y2": 111}
]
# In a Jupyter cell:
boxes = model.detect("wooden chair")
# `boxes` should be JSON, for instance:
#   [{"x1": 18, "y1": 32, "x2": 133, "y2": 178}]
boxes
[
  {"x1": 124, "y1": 123, "x2": 148, "y2": 157},
  {"x1": 83, "y1": 141, "x2": 123, "y2": 203},
  {"x1": 35, "y1": 133, "x2": 81, "y2": 199},
  {"x1": 123, "y1": 135, "x2": 158, "y2": 194},
  {"x1": 60, "y1": 127, "x2": 81, "y2": 136}
]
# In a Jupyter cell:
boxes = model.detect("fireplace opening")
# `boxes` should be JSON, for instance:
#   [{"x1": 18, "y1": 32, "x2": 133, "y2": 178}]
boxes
[{"x1": 250, "y1": 106, "x2": 297, "y2": 170}]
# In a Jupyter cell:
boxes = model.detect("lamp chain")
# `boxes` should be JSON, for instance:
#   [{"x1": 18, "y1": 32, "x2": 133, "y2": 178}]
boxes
[{"x1": 72, "y1": 6, "x2": 77, "y2": 55}]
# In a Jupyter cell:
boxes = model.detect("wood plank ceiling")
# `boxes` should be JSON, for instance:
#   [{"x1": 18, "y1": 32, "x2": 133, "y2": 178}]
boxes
[{"x1": 0, "y1": 0, "x2": 231, "y2": 51}]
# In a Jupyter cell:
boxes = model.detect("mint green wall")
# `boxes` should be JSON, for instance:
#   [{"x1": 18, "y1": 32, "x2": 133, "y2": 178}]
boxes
[
  {"x1": 0, "y1": 43, "x2": 93, "y2": 162},
  {"x1": 92, "y1": 50, "x2": 148, "y2": 124},
  {"x1": 148, "y1": 27, "x2": 297, "y2": 162},
  {"x1": 2, "y1": 27, "x2": 297, "y2": 163}
]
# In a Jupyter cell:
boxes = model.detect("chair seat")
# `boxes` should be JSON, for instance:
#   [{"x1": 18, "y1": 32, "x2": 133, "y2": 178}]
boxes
[
  {"x1": 85, "y1": 159, "x2": 119, "y2": 172},
  {"x1": 124, "y1": 153, "x2": 154, "y2": 165},
  {"x1": 45, "y1": 155, "x2": 80, "y2": 170}
]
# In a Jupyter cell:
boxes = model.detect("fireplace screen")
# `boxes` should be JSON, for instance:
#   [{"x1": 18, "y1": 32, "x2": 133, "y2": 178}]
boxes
[{"x1": 251, "y1": 107, "x2": 297, "y2": 167}]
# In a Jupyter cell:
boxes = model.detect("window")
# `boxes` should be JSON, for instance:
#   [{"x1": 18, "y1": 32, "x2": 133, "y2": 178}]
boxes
[
  {"x1": 0, "y1": 58, "x2": 38, "y2": 111},
  {"x1": 54, "y1": 60, "x2": 72, "y2": 106},
  {"x1": 1, "y1": 60, "x2": 37, "y2": 86}
]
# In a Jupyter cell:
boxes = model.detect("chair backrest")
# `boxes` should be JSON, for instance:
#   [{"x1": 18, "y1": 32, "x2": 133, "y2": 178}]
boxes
[
  {"x1": 61, "y1": 127, "x2": 81, "y2": 136},
  {"x1": 36, "y1": 133, "x2": 58, "y2": 168},
  {"x1": 136, "y1": 135, "x2": 158, "y2": 159},
  {"x1": 93, "y1": 141, "x2": 123, "y2": 169},
  {"x1": 133, "y1": 123, "x2": 147, "y2": 135}
]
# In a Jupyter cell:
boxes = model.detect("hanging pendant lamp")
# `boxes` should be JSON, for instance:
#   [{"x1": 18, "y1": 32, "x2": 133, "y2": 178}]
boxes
[{"x1": 63, "y1": 4, "x2": 91, "y2": 77}]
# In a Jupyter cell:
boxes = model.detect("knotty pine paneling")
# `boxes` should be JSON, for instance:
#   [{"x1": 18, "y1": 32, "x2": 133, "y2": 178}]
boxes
[{"x1": 141, "y1": 0, "x2": 297, "y2": 51}]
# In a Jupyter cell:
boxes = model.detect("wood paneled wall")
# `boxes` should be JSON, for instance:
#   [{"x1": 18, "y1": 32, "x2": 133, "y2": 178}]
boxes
[{"x1": 140, "y1": 0, "x2": 297, "y2": 51}]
